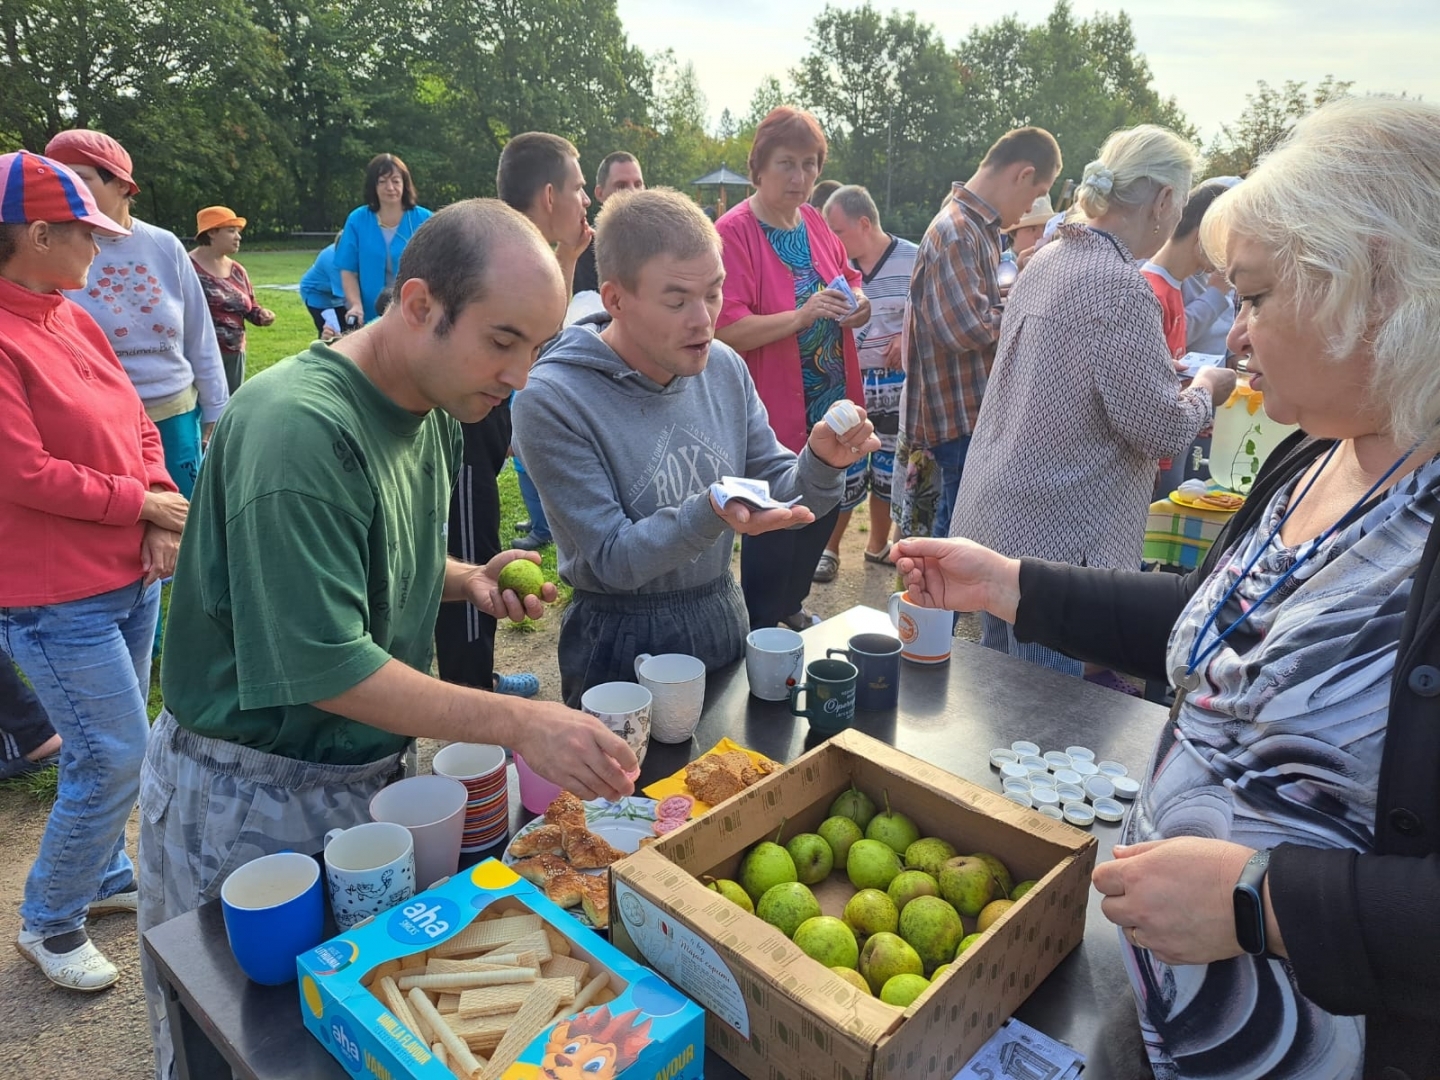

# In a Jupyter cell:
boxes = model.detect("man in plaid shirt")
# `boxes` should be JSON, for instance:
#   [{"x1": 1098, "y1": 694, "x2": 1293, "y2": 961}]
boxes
[{"x1": 897, "y1": 128, "x2": 1062, "y2": 538}]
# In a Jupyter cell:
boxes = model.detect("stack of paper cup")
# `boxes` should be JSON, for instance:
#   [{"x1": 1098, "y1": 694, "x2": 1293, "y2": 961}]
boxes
[{"x1": 432, "y1": 743, "x2": 510, "y2": 852}]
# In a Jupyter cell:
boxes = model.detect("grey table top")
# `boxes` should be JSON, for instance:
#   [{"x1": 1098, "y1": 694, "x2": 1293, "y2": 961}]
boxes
[{"x1": 144, "y1": 606, "x2": 1161, "y2": 1079}]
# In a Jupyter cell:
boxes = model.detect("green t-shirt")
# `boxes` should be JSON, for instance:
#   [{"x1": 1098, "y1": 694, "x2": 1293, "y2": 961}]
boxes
[{"x1": 161, "y1": 343, "x2": 462, "y2": 764}]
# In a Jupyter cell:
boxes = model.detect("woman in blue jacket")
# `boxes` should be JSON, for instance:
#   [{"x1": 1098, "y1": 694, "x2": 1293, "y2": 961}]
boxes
[{"x1": 335, "y1": 153, "x2": 431, "y2": 325}]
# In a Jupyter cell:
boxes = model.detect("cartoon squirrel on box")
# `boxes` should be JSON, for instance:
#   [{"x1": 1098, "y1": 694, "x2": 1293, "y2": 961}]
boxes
[{"x1": 540, "y1": 1006, "x2": 653, "y2": 1080}]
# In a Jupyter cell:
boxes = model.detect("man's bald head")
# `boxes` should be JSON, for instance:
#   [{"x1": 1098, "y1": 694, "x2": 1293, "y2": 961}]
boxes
[{"x1": 394, "y1": 198, "x2": 563, "y2": 336}]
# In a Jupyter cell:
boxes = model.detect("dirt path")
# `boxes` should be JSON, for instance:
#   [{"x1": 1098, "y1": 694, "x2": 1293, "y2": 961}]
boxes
[{"x1": 0, "y1": 523, "x2": 976, "y2": 1079}]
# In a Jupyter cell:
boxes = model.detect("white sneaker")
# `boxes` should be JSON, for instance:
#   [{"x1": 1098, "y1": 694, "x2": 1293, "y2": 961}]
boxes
[
  {"x1": 15, "y1": 930, "x2": 119, "y2": 991},
  {"x1": 88, "y1": 890, "x2": 139, "y2": 917}
]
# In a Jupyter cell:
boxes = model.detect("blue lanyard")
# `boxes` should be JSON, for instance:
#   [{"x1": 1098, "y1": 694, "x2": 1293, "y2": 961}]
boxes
[{"x1": 1183, "y1": 442, "x2": 1413, "y2": 684}]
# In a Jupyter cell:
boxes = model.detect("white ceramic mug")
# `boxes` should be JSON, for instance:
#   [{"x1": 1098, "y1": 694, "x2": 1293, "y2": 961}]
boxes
[
  {"x1": 745, "y1": 627, "x2": 806, "y2": 700},
  {"x1": 634, "y1": 653, "x2": 706, "y2": 744},
  {"x1": 323, "y1": 820, "x2": 416, "y2": 930},
  {"x1": 368, "y1": 775, "x2": 467, "y2": 892},
  {"x1": 581, "y1": 681, "x2": 652, "y2": 766},
  {"x1": 888, "y1": 591, "x2": 953, "y2": 664}
]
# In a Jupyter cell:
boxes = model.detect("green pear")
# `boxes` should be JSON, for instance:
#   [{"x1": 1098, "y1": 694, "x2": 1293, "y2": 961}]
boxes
[
  {"x1": 898, "y1": 895, "x2": 964, "y2": 973},
  {"x1": 865, "y1": 791, "x2": 920, "y2": 855},
  {"x1": 970, "y1": 852, "x2": 1015, "y2": 898},
  {"x1": 858, "y1": 931, "x2": 924, "y2": 995},
  {"x1": 955, "y1": 932, "x2": 984, "y2": 958},
  {"x1": 706, "y1": 878, "x2": 754, "y2": 913},
  {"x1": 739, "y1": 839, "x2": 798, "y2": 903},
  {"x1": 1010, "y1": 879, "x2": 1038, "y2": 901},
  {"x1": 829, "y1": 785, "x2": 877, "y2": 829},
  {"x1": 756, "y1": 881, "x2": 821, "y2": 939},
  {"x1": 938, "y1": 855, "x2": 999, "y2": 918},
  {"x1": 930, "y1": 962, "x2": 952, "y2": 981},
  {"x1": 831, "y1": 966, "x2": 872, "y2": 994},
  {"x1": 887, "y1": 869, "x2": 940, "y2": 912},
  {"x1": 785, "y1": 833, "x2": 834, "y2": 885},
  {"x1": 976, "y1": 898, "x2": 1014, "y2": 933},
  {"x1": 818, "y1": 816, "x2": 864, "y2": 869},
  {"x1": 880, "y1": 973, "x2": 930, "y2": 1008},
  {"x1": 846, "y1": 838, "x2": 902, "y2": 891},
  {"x1": 793, "y1": 916, "x2": 859, "y2": 969},
  {"x1": 904, "y1": 837, "x2": 958, "y2": 875},
  {"x1": 843, "y1": 888, "x2": 899, "y2": 940},
  {"x1": 496, "y1": 559, "x2": 546, "y2": 599}
]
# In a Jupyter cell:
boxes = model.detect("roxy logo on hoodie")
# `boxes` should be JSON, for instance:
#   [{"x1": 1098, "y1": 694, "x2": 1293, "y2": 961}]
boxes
[{"x1": 634, "y1": 424, "x2": 736, "y2": 510}]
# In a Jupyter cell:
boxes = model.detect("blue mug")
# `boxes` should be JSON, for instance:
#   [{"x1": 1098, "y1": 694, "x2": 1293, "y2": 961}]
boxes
[
  {"x1": 221, "y1": 851, "x2": 324, "y2": 985},
  {"x1": 827, "y1": 633, "x2": 902, "y2": 711}
]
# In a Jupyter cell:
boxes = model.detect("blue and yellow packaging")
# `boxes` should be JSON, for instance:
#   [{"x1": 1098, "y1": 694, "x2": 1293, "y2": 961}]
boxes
[{"x1": 297, "y1": 858, "x2": 704, "y2": 1080}]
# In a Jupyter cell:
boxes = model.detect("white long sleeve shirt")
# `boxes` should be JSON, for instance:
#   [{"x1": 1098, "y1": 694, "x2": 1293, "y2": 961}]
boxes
[{"x1": 67, "y1": 218, "x2": 229, "y2": 422}]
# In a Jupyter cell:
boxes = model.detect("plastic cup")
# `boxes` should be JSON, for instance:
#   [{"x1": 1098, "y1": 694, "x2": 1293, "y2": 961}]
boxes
[{"x1": 514, "y1": 752, "x2": 564, "y2": 815}]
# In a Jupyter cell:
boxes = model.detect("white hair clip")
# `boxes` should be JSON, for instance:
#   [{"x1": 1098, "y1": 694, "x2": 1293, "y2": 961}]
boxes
[{"x1": 1081, "y1": 161, "x2": 1115, "y2": 196}]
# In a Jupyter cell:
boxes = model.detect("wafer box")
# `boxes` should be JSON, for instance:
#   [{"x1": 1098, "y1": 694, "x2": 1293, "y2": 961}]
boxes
[{"x1": 298, "y1": 858, "x2": 704, "y2": 1080}]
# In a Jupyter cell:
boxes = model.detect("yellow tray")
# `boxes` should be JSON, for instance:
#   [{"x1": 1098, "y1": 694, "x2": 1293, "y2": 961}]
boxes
[
  {"x1": 642, "y1": 737, "x2": 773, "y2": 817},
  {"x1": 1168, "y1": 490, "x2": 1243, "y2": 513}
]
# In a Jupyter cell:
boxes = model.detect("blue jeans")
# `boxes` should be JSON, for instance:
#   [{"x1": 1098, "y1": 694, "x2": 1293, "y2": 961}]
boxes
[
  {"x1": 980, "y1": 612, "x2": 1083, "y2": 678},
  {"x1": 512, "y1": 455, "x2": 551, "y2": 543},
  {"x1": 932, "y1": 435, "x2": 971, "y2": 538},
  {"x1": 0, "y1": 578, "x2": 159, "y2": 938}
]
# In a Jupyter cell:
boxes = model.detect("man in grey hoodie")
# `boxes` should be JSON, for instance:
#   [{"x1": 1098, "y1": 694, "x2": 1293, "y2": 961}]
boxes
[{"x1": 512, "y1": 189, "x2": 879, "y2": 707}]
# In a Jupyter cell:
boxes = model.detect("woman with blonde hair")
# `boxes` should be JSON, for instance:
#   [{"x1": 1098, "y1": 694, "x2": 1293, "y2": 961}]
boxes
[
  {"x1": 949, "y1": 124, "x2": 1235, "y2": 684},
  {"x1": 894, "y1": 96, "x2": 1440, "y2": 1077}
]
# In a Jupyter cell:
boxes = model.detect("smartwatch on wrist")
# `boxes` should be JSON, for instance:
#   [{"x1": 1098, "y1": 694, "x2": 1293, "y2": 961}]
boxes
[{"x1": 1233, "y1": 848, "x2": 1272, "y2": 956}]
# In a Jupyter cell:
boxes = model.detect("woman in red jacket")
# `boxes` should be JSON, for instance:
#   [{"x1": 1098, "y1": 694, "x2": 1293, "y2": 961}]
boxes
[{"x1": 0, "y1": 152, "x2": 187, "y2": 992}]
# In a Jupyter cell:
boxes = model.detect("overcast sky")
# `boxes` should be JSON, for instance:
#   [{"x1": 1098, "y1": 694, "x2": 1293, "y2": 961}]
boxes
[{"x1": 614, "y1": 0, "x2": 1438, "y2": 142}]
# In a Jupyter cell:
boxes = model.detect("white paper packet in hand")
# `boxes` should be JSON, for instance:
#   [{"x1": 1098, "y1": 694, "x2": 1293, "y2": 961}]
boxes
[
  {"x1": 823, "y1": 399, "x2": 862, "y2": 437},
  {"x1": 710, "y1": 476, "x2": 804, "y2": 511}
]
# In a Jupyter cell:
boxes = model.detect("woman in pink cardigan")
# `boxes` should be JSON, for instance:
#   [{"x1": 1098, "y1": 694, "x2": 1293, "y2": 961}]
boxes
[{"x1": 715, "y1": 107, "x2": 870, "y2": 630}]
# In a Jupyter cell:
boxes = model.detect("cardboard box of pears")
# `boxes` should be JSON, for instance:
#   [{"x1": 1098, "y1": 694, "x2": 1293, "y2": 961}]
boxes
[{"x1": 610, "y1": 729, "x2": 1097, "y2": 1080}]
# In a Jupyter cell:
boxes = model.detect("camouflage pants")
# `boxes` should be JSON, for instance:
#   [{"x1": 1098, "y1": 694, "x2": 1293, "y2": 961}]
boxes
[{"x1": 137, "y1": 710, "x2": 404, "y2": 1079}]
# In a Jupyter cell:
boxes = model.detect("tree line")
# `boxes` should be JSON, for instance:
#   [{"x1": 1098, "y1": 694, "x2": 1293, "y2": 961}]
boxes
[{"x1": 0, "y1": 0, "x2": 1356, "y2": 240}]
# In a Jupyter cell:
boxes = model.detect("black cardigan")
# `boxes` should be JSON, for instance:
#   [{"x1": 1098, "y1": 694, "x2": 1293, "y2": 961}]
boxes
[{"x1": 1013, "y1": 432, "x2": 1440, "y2": 1080}]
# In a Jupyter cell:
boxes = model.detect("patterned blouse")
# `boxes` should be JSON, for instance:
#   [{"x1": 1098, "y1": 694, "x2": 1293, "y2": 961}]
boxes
[
  {"x1": 759, "y1": 218, "x2": 847, "y2": 427},
  {"x1": 951, "y1": 224, "x2": 1213, "y2": 566},
  {"x1": 190, "y1": 258, "x2": 261, "y2": 354},
  {"x1": 1127, "y1": 449, "x2": 1440, "y2": 1079}
]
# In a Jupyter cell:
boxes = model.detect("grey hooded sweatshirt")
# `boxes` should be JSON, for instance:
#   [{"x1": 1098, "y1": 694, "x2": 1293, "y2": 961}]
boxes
[{"x1": 511, "y1": 320, "x2": 844, "y2": 596}]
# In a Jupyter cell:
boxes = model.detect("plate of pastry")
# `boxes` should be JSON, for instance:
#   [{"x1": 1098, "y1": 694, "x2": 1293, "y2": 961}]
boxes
[{"x1": 502, "y1": 792, "x2": 660, "y2": 930}]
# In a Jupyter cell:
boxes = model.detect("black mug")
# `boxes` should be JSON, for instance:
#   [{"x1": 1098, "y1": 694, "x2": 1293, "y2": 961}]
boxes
[{"x1": 827, "y1": 633, "x2": 902, "y2": 712}]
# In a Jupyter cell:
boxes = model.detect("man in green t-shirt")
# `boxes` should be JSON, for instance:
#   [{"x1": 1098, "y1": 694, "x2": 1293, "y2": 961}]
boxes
[{"x1": 136, "y1": 200, "x2": 637, "y2": 1080}]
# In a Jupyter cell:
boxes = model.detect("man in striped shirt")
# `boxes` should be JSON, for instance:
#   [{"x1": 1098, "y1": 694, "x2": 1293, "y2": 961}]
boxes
[
  {"x1": 896, "y1": 128, "x2": 1062, "y2": 539},
  {"x1": 812, "y1": 185, "x2": 919, "y2": 581}
]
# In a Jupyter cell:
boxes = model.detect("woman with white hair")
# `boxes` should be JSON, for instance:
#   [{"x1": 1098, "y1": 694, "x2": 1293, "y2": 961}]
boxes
[
  {"x1": 950, "y1": 125, "x2": 1236, "y2": 684},
  {"x1": 893, "y1": 96, "x2": 1440, "y2": 1078}
]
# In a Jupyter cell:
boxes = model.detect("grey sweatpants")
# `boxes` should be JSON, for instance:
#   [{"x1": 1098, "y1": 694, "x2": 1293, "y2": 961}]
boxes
[
  {"x1": 137, "y1": 710, "x2": 404, "y2": 1079},
  {"x1": 558, "y1": 575, "x2": 749, "y2": 709}
]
